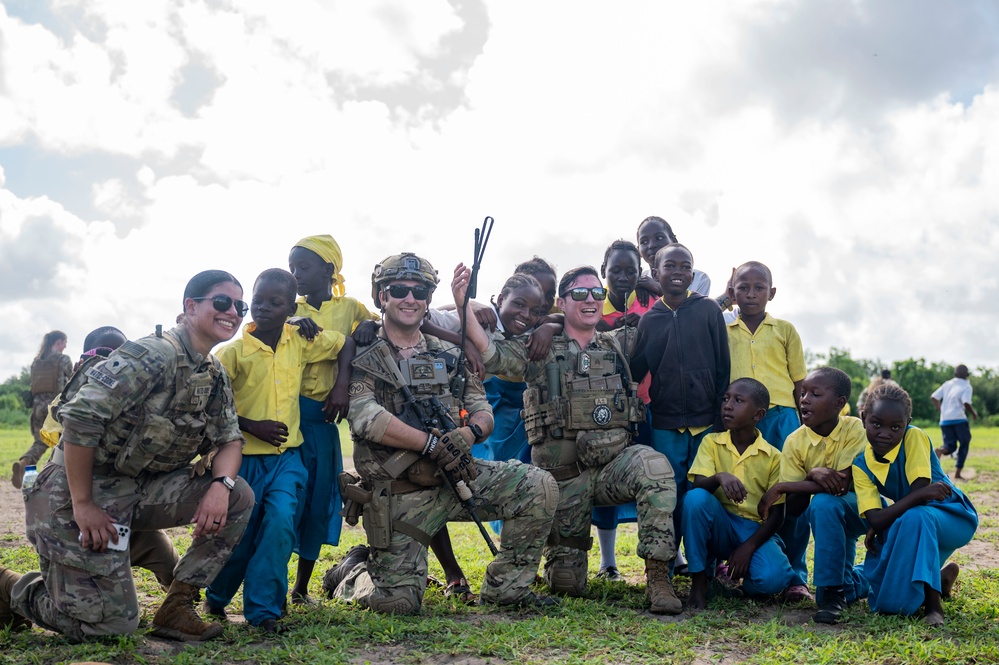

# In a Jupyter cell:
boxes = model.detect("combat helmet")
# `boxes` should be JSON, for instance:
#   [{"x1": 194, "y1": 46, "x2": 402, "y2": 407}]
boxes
[{"x1": 371, "y1": 253, "x2": 439, "y2": 303}]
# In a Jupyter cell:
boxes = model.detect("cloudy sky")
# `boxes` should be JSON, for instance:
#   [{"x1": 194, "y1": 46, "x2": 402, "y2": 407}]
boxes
[{"x1": 1, "y1": 0, "x2": 998, "y2": 381}]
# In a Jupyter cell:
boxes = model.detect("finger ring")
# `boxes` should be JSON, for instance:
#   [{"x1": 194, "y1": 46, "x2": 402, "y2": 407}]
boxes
[{"x1": 213, "y1": 519, "x2": 221, "y2": 525}]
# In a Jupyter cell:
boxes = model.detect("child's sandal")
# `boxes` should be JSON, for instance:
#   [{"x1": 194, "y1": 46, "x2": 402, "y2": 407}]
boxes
[{"x1": 444, "y1": 578, "x2": 477, "y2": 605}]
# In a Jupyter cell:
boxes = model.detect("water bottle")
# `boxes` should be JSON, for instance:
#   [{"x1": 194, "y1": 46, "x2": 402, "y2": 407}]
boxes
[{"x1": 21, "y1": 465, "x2": 38, "y2": 491}]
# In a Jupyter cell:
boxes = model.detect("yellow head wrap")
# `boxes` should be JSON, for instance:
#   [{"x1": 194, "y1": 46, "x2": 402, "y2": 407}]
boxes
[{"x1": 293, "y1": 234, "x2": 346, "y2": 298}]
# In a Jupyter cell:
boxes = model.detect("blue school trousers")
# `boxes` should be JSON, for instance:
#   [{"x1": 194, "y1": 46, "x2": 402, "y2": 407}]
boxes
[
  {"x1": 756, "y1": 405, "x2": 800, "y2": 451},
  {"x1": 651, "y1": 427, "x2": 711, "y2": 539},
  {"x1": 808, "y1": 492, "x2": 869, "y2": 603},
  {"x1": 206, "y1": 448, "x2": 308, "y2": 625},
  {"x1": 682, "y1": 488, "x2": 796, "y2": 595},
  {"x1": 865, "y1": 495, "x2": 977, "y2": 615},
  {"x1": 295, "y1": 396, "x2": 344, "y2": 557},
  {"x1": 474, "y1": 377, "x2": 532, "y2": 535}
]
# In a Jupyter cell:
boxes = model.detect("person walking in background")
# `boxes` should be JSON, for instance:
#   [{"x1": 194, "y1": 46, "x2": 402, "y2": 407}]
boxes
[
  {"x1": 932, "y1": 365, "x2": 978, "y2": 480},
  {"x1": 12, "y1": 331, "x2": 73, "y2": 488}
]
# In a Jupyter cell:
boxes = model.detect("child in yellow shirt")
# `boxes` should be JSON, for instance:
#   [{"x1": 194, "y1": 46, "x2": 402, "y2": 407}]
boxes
[{"x1": 204, "y1": 269, "x2": 354, "y2": 632}]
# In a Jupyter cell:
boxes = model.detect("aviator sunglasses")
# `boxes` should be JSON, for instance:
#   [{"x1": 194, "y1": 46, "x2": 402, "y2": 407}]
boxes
[
  {"x1": 563, "y1": 286, "x2": 608, "y2": 301},
  {"x1": 385, "y1": 284, "x2": 431, "y2": 301},
  {"x1": 191, "y1": 294, "x2": 249, "y2": 317}
]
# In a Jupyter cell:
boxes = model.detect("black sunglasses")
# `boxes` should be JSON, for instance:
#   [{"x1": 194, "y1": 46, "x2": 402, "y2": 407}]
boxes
[
  {"x1": 385, "y1": 284, "x2": 431, "y2": 301},
  {"x1": 563, "y1": 286, "x2": 608, "y2": 301},
  {"x1": 192, "y1": 295, "x2": 249, "y2": 317}
]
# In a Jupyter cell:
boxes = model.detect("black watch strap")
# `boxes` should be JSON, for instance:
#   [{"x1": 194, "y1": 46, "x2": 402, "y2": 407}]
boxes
[{"x1": 468, "y1": 423, "x2": 484, "y2": 443}]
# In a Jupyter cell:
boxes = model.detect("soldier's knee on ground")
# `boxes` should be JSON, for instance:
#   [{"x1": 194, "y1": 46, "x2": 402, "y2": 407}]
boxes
[
  {"x1": 545, "y1": 562, "x2": 587, "y2": 597},
  {"x1": 364, "y1": 586, "x2": 422, "y2": 615}
]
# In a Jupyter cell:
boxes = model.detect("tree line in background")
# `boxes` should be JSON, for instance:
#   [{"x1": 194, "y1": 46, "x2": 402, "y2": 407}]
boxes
[{"x1": 1, "y1": 349, "x2": 997, "y2": 428}]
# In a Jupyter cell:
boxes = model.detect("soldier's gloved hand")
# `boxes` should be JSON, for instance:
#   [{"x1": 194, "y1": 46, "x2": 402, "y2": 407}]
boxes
[
  {"x1": 426, "y1": 430, "x2": 478, "y2": 485},
  {"x1": 443, "y1": 426, "x2": 475, "y2": 454}
]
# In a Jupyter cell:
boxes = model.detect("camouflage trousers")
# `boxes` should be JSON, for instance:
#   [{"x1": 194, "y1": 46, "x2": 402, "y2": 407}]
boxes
[
  {"x1": 21, "y1": 393, "x2": 56, "y2": 465},
  {"x1": 544, "y1": 443, "x2": 677, "y2": 595},
  {"x1": 12, "y1": 461, "x2": 253, "y2": 640},
  {"x1": 334, "y1": 459, "x2": 558, "y2": 614}
]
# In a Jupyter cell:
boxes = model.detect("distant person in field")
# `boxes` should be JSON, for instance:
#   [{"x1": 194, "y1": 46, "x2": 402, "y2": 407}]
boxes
[
  {"x1": 931, "y1": 365, "x2": 978, "y2": 480},
  {"x1": 13, "y1": 331, "x2": 73, "y2": 489},
  {"x1": 856, "y1": 369, "x2": 897, "y2": 414}
]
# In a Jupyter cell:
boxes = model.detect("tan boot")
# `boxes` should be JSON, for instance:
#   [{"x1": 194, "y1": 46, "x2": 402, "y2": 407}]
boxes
[
  {"x1": 150, "y1": 580, "x2": 223, "y2": 641},
  {"x1": 0, "y1": 565, "x2": 32, "y2": 631},
  {"x1": 645, "y1": 558, "x2": 682, "y2": 615}
]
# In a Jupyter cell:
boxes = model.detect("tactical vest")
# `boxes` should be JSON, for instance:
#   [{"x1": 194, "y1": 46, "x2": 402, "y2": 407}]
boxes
[
  {"x1": 521, "y1": 334, "x2": 645, "y2": 474},
  {"x1": 58, "y1": 330, "x2": 225, "y2": 477},
  {"x1": 30, "y1": 355, "x2": 62, "y2": 394}
]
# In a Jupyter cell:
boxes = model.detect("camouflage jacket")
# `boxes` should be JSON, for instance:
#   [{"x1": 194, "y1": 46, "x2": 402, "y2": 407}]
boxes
[
  {"x1": 347, "y1": 331, "x2": 489, "y2": 481},
  {"x1": 483, "y1": 330, "x2": 644, "y2": 470},
  {"x1": 58, "y1": 326, "x2": 243, "y2": 476}
]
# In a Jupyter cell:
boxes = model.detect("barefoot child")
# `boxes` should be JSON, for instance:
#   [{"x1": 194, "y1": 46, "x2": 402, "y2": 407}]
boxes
[
  {"x1": 726, "y1": 260, "x2": 809, "y2": 596},
  {"x1": 684, "y1": 378, "x2": 797, "y2": 610},
  {"x1": 855, "y1": 383, "x2": 977, "y2": 626},
  {"x1": 287, "y1": 235, "x2": 378, "y2": 604},
  {"x1": 205, "y1": 269, "x2": 354, "y2": 632},
  {"x1": 758, "y1": 367, "x2": 869, "y2": 624}
]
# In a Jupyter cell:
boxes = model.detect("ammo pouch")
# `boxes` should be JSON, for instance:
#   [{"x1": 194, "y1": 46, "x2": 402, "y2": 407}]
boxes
[
  {"x1": 113, "y1": 413, "x2": 198, "y2": 477},
  {"x1": 521, "y1": 386, "x2": 565, "y2": 445},
  {"x1": 339, "y1": 471, "x2": 371, "y2": 526},
  {"x1": 575, "y1": 428, "x2": 630, "y2": 468}
]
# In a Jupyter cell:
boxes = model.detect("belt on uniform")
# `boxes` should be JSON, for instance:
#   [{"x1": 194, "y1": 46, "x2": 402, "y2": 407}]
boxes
[{"x1": 543, "y1": 461, "x2": 584, "y2": 482}]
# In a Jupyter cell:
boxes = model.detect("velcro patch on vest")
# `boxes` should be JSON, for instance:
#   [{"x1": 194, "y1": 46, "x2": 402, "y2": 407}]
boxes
[
  {"x1": 193, "y1": 386, "x2": 212, "y2": 397},
  {"x1": 349, "y1": 382, "x2": 365, "y2": 395},
  {"x1": 86, "y1": 367, "x2": 120, "y2": 390},
  {"x1": 118, "y1": 341, "x2": 148, "y2": 359}
]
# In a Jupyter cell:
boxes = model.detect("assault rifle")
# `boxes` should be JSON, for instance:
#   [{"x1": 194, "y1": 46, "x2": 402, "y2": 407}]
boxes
[{"x1": 354, "y1": 342, "x2": 500, "y2": 556}]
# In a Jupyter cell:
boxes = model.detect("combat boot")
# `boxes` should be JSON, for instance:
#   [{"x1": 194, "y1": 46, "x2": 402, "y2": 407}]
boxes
[
  {"x1": 150, "y1": 580, "x2": 223, "y2": 641},
  {"x1": 645, "y1": 558, "x2": 682, "y2": 615},
  {"x1": 323, "y1": 545, "x2": 370, "y2": 598},
  {"x1": 0, "y1": 565, "x2": 32, "y2": 631}
]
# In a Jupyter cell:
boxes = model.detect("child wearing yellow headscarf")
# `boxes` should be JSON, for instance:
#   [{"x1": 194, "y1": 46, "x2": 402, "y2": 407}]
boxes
[{"x1": 288, "y1": 234, "x2": 379, "y2": 604}]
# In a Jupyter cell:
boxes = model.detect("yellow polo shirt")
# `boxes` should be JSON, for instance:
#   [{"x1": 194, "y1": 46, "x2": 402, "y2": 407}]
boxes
[
  {"x1": 218, "y1": 322, "x2": 346, "y2": 455},
  {"x1": 853, "y1": 428, "x2": 933, "y2": 515},
  {"x1": 294, "y1": 296, "x2": 377, "y2": 401},
  {"x1": 689, "y1": 430, "x2": 783, "y2": 523},
  {"x1": 780, "y1": 416, "x2": 867, "y2": 483},
  {"x1": 727, "y1": 313, "x2": 806, "y2": 408}
]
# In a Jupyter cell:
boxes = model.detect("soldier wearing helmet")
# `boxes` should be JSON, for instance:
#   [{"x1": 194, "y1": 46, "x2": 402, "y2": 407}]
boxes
[{"x1": 323, "y1": 253, "x2": 559, "y2": 614}]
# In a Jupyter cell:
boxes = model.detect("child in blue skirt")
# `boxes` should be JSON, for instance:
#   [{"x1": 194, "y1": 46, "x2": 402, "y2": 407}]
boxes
[{"x1": 854, "y1": 383, "x2": 977, "y2": 626}]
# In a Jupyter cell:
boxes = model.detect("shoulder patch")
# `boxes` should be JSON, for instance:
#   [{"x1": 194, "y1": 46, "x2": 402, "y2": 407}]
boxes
[
  {"x1": 119, "y1": 341, "x2": 149, "y2": 359},
  {"x1": 348, "y1": 382, "x2": 365, "y2": 396},
  {"x1": 85, "y1": 366, "x2": 120, "y2": 390}
]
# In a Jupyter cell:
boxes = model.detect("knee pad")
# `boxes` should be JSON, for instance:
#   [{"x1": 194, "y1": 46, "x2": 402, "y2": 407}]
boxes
[
  {"x1": 366, "y1": 587, "x2": 421, "y2": 615},
  {"x1": 539, "y1": 471, "x2": 560, "y2": 517},
  {"x1": 545, "y1": 563, "x2": 587, "y2": 597}
]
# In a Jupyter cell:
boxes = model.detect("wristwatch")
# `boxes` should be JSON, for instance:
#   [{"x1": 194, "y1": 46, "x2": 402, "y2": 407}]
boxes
[
  {"x1": 212, "y1": 475, "x2": 236, "y2": 491},
  {"x1": 468, "y1": 423, "x2": 485, "y2": 443}
]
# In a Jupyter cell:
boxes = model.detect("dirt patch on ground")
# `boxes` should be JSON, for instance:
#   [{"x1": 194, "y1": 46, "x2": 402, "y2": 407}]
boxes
[{"x1": 0, "y1": 479, "x2": 28, "y2": 547}]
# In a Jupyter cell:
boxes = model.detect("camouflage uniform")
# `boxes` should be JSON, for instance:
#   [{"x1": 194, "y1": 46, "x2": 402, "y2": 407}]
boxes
[
  {"x1": 333, "y1": 333, "x2": 559, "y2": 614},
  {"x1": 11, "y1": 327, "x2": 253, "y2": 641},
  {"x1": 483, "y1": 332, "x2": 677, "y2": 596},
  {"x1": 22, "y1": 352, "x2": 73, "y2": 465}
]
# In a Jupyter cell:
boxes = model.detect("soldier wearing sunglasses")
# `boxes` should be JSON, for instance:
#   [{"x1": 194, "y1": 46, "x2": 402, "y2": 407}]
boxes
[
  {"x1": 3, "y1": 270, "x2": 254, "y2": 642},
  {"x1": 325, "y1": 253, "x2": 558, "y2": 614},
  {"x1": 452, "y1": 263, "x2": 682, "y2": 615}
]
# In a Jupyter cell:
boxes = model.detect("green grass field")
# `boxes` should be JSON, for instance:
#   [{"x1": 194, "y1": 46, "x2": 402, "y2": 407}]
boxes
[{"x1": 1, "y1": 426, "x2": 997, "y2": 664}]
